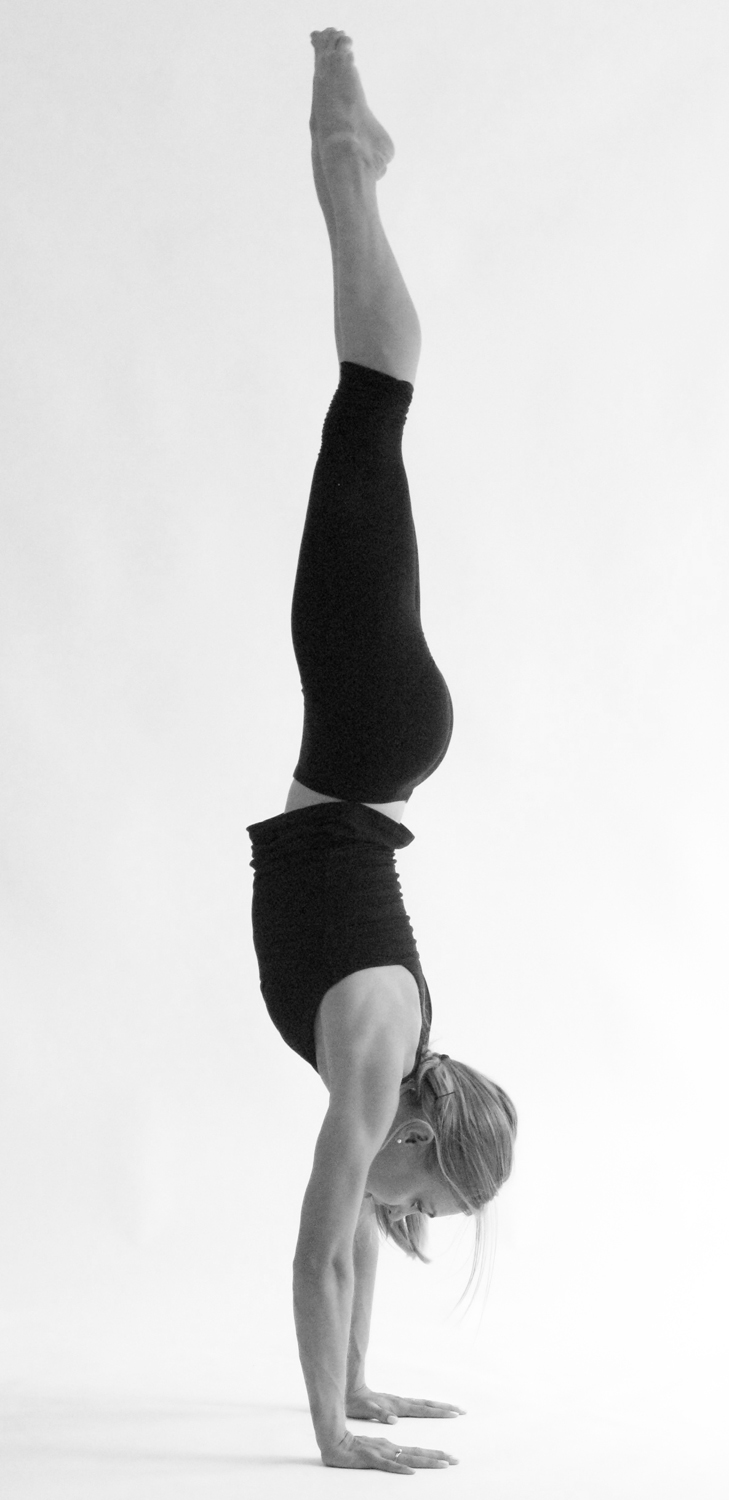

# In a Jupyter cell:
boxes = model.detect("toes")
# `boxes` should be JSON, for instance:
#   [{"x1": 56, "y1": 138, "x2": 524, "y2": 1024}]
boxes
[{"x1": 311, "y1": 27, "x2": 352, "y2": 51}]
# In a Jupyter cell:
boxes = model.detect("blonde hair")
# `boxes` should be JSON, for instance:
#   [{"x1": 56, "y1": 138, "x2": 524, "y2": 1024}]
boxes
[{"x1": 372, "y1": 1051, "x2": 518, "y2": 1311}]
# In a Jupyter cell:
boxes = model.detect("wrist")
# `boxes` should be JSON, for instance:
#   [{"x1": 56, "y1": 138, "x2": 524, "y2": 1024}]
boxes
[
  {"x1": 311, "y1": 1401, "x2": 348, "y2": 1453},
  {"x1": 317, "y1": 1424, "x2": 348, "y2": 1458}
]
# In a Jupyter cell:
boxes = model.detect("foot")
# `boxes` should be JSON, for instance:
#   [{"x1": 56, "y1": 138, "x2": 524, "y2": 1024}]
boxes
[{"x1": 310, "y1": 28, "x2": 395, "y2": 180}]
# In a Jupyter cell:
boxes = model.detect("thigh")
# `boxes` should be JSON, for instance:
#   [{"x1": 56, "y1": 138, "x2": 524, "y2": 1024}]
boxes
[
  {"x1": 290, "y1": 364, "x2": 453, "y2": 804},
  {"x1": 291, "y1": 363, "x2": 421, "y2": 681}
]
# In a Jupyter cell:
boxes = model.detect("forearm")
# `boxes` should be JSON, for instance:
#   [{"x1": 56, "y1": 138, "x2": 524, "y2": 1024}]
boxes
[
  {"x1": 346, "y1": 1213, "x2": 380, "y2": 1392},
  {"x1": 293, "y1": 1258, "x2": 354, "y2": 1452}
]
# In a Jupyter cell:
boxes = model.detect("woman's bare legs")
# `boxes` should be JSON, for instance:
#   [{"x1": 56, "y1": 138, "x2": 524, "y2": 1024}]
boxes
[
  {"x1": 309, "y1": 28, "x2": 422, "y2": 385},
  {"x1": 310, "y1": 135, "x2": 345, "y2": 360}
]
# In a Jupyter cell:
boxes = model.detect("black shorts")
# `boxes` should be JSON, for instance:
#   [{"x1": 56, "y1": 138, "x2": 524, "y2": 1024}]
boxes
[{"x1": 291, "y1": 361, "x2": 454, "y2": 804}]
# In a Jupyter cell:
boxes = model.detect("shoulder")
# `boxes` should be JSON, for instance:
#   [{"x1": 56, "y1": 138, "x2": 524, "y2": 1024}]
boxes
[
  {"x1": 294, "y1": 993, "x2": 405, "y2": 1270},
  {"x1": 315, "y1": 965, "x2": 415, "y2": 1094}
]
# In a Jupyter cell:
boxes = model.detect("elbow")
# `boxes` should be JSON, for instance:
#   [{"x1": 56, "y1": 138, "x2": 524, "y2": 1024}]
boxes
[{"x1": 293, "y1": 1247, "x2": 353, "y2": 1282}]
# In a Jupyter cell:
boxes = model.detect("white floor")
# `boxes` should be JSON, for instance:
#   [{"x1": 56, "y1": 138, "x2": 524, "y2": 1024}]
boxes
[{"x1": 1, "y1": 1368, "x2": 725, "y2": 1500}]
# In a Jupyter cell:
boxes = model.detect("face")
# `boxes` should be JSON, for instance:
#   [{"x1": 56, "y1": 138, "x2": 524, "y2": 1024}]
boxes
[{"x1": 364, "y1": 1101, "x2": 463, "y2": 1222}]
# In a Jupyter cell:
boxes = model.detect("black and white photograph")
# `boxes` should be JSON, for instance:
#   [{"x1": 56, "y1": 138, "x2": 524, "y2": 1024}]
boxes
[{"x1": 1, "y1": 3, "x2": 727, "y2": 1496}]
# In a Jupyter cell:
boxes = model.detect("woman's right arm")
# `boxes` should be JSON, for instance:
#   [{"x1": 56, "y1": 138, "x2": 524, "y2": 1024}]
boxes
[
  {"x1": 290, "y1": 1008, "x2": 459, "y2": 1475},
  {"x1": 291, "y1": 1004, "x2": 405, "y2": 1458},
  {"x1": 293, "y1": 1243, "x2": 354, "y2": 1452}
]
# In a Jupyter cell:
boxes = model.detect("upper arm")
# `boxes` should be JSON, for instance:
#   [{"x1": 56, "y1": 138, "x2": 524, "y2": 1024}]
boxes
[{"x1": 293, "y1": 992, "x2": 404, "y2": 1273}]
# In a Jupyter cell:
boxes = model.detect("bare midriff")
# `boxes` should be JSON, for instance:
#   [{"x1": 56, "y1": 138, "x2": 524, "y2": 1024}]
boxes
[{"x1": 284, "y1": 777, "x2": 407, "y2": 824}]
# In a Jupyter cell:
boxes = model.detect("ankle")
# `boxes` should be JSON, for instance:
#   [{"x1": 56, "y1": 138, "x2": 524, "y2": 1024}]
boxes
[{"x1": 318, "y1": 130, "x2": 378, "y2": 180}]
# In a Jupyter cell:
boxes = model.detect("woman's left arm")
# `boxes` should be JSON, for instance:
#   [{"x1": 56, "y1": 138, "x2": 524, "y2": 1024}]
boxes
[
  {"x1": 345, "y1": 1203, "x2": 466, "y2": 1425},
  {"x1": 345, "y1": 1199, "x2": 379, "y2": 1399}
]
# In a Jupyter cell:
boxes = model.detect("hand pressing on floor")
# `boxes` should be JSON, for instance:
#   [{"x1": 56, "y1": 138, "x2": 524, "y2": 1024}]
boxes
[
  {"x1": 346, "y1": 1384, "x2": 466, "y2": 1423},
  {"x1": 322, "y1": 1430, "x2": 459, "y2": 1474}
]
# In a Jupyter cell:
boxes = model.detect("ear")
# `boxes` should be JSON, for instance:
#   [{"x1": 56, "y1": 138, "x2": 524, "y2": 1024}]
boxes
[{"x1": 403, "y1": 1118, "x2": 435, "y2": 1146}]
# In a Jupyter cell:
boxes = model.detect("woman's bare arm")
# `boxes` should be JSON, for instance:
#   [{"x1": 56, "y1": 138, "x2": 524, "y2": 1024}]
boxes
[
  {"x1": 291, "y1": 1001, "x2": 405, "y2": 1457},
  {"x1": 293, "y1": 1258, "x2": 354, "y2": 1452},
  {"x1": 346, "y1": 1199, "x2": 379, "y2": 1397}
]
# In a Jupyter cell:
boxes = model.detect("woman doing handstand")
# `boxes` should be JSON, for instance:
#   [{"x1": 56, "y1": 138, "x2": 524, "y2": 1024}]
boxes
[{"x1": 247, "y1": 29, "x2": 518, "y2": 1476}]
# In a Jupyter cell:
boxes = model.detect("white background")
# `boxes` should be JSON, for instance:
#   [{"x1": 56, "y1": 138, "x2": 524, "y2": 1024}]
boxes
[{"x1": 1, "y1": 1, "x2": 727, "y2": 1496}]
